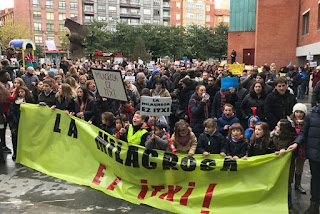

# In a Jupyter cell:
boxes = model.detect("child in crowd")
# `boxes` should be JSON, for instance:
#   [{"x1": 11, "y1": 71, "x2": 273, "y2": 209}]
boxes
[
  {"x1": 100, "y1": 112, "x2": 117, "y2": 135},
  {"x1": 113, "y1": 114, "x2": 127, "y2": 138},
  {"x1": 245, "y1": 115, "x2": 261, "y2": 140},
  {"x1": 119, "y1": 111, "x2": 149, "y2": 146},
  {"x1": 148, "y1": 116, "x2": 169, "y2": 134},
  {"x1": 38, "y1": 79, "x2": 56, "y2": 107},
  {"x1": 117, "y1": 98, "x2": 135, "y2": 123},
  {"x1": 225, "y1": 123, "x2": 247, "y2": 160},
  {"x1": 248, "y1": 122, "x2": 272, "y2": 156},
  {"x1": 217, "y1": 104, "x2": 240, "y2": 137},
  {"x1": 171, "y1": 120, "x2": 197, "y2": 157},
  {"x1": 288, "y1": 103, "x2": 308, "y2": 194},
  {"x1": 54, "y1": 75, "x2": 63, "y2": 85},
  {"x1": 51, "y1": 84, "x2": 76, "y2": 113},
  {"x1": 145, "y1": 121, "x2": 171, "y2": 152},
  {"x1": 196, "y1": 118, "x2": 227, "y2": 156}
]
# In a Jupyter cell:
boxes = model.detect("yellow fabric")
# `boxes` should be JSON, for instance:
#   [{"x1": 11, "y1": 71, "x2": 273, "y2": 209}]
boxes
[{"x1": 127, "y1": 124, "x2": 148, "y2": 144}]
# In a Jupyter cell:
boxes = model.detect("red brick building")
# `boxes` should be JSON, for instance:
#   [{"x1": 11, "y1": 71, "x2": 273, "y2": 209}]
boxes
[
  {"x1": 214, "y1": 9, "x2": 229, "y2": 27},
  {"x1": 13, "y1": 0, "x2": 82, "y2": 47},
  {"x1": 228, "y1": 0, "x2": 320, "y2": 67},
  {"x1": 0, "y1": 8, "x2": 14, "y2": 26}
]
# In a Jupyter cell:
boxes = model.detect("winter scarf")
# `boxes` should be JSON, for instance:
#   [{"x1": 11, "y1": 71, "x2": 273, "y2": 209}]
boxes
[
  {"x1": 220, "y1": 89, "x2": 229, "y2": 111},
  {"x1": 178, "y1": 131, "x2": 191, "y2": 146}
]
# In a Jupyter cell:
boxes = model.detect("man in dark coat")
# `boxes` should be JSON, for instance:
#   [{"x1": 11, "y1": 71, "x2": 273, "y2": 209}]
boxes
[
  {"x1": 312, "y1": 80, "x2": 320, "y2": 107},
  {"x1": 231, "y1": 49, "x2": 237, "y2": 64},
  {"x1": 59, "y1": 56, "x2": 69, "y2": 75},
  {"x1": 264, "y1": 77, "x2": 296, "y2": 130},
  {"x1": 289, "y1": 106, "x2": 320, "y2": 213},
  {"x1": 285, "y1": 66, "x2": 302, "y2": 97}
]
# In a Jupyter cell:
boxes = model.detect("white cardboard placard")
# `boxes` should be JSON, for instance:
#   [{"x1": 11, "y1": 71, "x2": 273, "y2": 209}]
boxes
[{"x1": 140, "y1": 96, "x2": 172, "y2": 116}]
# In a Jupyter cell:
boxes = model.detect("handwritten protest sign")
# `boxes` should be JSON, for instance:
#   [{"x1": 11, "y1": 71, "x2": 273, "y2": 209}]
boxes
[
  {"x1": 229, "y1": 64, "x2": 245, "y2": 75},
  {"x1": 310, "y1": 61, "x2": 317, "y2": 67},
  {"x1": 92, "y1": 69, "x2": 128, "y2": 102},
  {"x1": 140, "y1": 96, "x2": 171, "y2": 116},
  {"x1": 307, "y1": 55, "x2": 314, "y2": 61},
  {"x1": 221, "y1": 77, "x2": 238, "y2": 90},
  {"x1": 125, "y1": 76, "x2": 136, "y2": 83}
]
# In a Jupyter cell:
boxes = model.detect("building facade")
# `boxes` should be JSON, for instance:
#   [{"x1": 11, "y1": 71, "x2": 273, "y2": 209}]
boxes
[
  {"x1": 228, "y1": 0, "x2": 320, "y2": 67},
  {"x1": 214, "y1": 9, "x2": 229, "y2": 27},
  {"x1": 13, "y1": 0, "x2": 82, "y2": 48},
  {"x1": 170, "y1": 0, "x2": 215, "y2": 28},
  {"x1": 0, "y1": 8, "x2": 14, "y2": 26},
  {"x1": 82, "y1": 0, "x2": 170, "y2": 31}
]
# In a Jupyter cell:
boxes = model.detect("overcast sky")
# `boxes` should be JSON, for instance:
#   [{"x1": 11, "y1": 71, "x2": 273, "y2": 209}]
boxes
[
  {"x1": 0, "y1": 0, "x2": 224, "y2": 10},
  {"x1": 0, "y1": 0, "x2": 13, "y2": 10}
]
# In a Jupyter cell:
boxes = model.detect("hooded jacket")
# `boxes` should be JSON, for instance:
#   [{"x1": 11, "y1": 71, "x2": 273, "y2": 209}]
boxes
[{"x1": 217, "y1": 113, "x2": 240, "y2": 137}]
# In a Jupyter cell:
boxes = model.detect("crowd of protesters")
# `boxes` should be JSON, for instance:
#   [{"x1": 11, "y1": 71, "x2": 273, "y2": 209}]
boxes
[{"x1": 1, "y1": 56, "x2": 320, "y2": 213}]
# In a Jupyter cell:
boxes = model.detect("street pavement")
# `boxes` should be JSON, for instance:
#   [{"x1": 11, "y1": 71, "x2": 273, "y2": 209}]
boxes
[{"x1": 0, "y1": 95, "x2": 314, "y2": 214}]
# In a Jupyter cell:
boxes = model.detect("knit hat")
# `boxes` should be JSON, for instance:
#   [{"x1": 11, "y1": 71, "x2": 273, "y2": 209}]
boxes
[
  {"x1": 48, "y1": 70, "x2": 55, "y2": 78},
  {"x1": 256, "y1": 72, "x2": 266, "y2": 81},
  {"x1": 316, "y1": 66, "x2": 320, "y2": 70},
  {"x1": 293, "y1": 103, "x2": 307, "y2": 115},
  {"x1": 152, "y1": 69, "x2": 160, "y2": 77}
]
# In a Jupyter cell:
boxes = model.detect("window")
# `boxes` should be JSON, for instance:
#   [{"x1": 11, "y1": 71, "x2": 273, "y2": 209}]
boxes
[
  {"x1": 84, "y1": 5, "x2": 93, "y2": 12},
  {"x1": 47, "y1": 23, "x2": 54, "y2": 32},
  {"x1": 98, "y1": 5, "x2": 106, "y2": 11},
  {"x1": 47, "y1": 12, "x2": 54, "y2": 20},
  {"x1": 218, "y1": 17, "x2": 222, "y2": 22},
  {"x1": 33, "y1": 11, "x2": 41, "y2": 19},
  {"x1": 58, "y1": 2, "x2": 65, "y2": 9},
  {"x1": 46, "y1": 0, "x2": 53, "y2": 8},
  {"x1": 154, "y1": 9, "x2": 160, "y2": 16},
  {"x1": 130, "y1": 19, "x2": 139, "y2": 25},
  {"x1": 154, "y1": 20, "x2": 160, "y2": 25},
  {"x1": 163, "y1": 1, "x2": 170, "y2": 7},
  {"x1": 59, "y1": 24, "x2": 65, "y2": 31},
  {"x1": 84, "y1": 16, "x2": 93, "y2": 23},
  {"x1": 34, "y1": 35, "x2": 42, "y2": 43},
  {"x1": 131, "y1": 0, "x2": 139, "y2": 4},
  {"x1": 176, "y1": 23, "x2": 181, "y2": 26},
  {"x1": 120, "y1": 8, "x2": 127, "y2": 13},
  {"x1": 196, "y1": 1, "x2": 203, "y2": 10},
  {"x1": 144, "y1": 19, "x2": 151, "y2": 23},
  {"x1": 163, "y1": 21, "x2": 169, "y2": 26},
  {"x1": 144, "y1": 0, "x2": 151, "y2": 4},
  {"x1": 154, "y1": 0, "x2": 160, "y2": 6},
  {"x1": 206, "y1": 5, "x2": 210, "y2": 11},
  {"x1": 34, "y1": 22, "x2": 41, "y2": 31},
  {"x1": 109, "y1": 6, "x2": 116, "y2": 12},
  {"x1": 120, "y1": 18, "x2": 128, "y2": 23},
  {"x1": 33, "y1": 0, "x2": 40, "y2": 7},
  {"x1": 70, "y1": 3, "x2": 77, "y2": 10},
  {"x1": 176, "y1": 2, "x2": 180, "y2": 9},
  {"x1": 131, "y1": 9, "x2": 139, "y2": 15},
  {"x1": 47, "y1": 36, "x2": 55, "y2": 41},
  {"x1": 98, "y1": 16, "x2": 106, "y2": 21},
  {"x1": 70, "y1": 13, "x2": 77, "y2": 22},
  {"x1": 144, "y1": 9, "x2": 151, "y2": 15},
  {"x1": 59, "y1": 13, "x2": 66, "y2": 21},
  {"x1": 224, "y1": 17, "x2": 229, "y2": 22},
  {"x1": 187, "y1": 13, "x2": 194, "y2": 20},
  {"x1": 176, "y1": 13, "x2": 180, "y2": 20},
  {"x1": 187, "y1": 1, "x2": 193, "y2": 9},
  {"x1": 196, "y1": 13, "x2": 203, "y2": 20},
  {"x1": 303, "y1": 11, "x2": 309, "y2": 35},
  {"x1": 163, "y1": 11, "x2": 170, "y2": 18},
  {"x1": 206, "y1": 15, "x2": 210, "y2": 22}
]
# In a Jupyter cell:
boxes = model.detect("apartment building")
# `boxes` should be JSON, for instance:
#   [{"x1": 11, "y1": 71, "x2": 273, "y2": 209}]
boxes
[{"x1": 82, "y1": 0, "x2": 170, "y2": 31}]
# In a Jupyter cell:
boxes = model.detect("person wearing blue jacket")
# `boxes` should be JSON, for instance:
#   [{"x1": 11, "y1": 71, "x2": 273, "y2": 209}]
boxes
[
  {"x1": 297, "y1": 66, "x2": 307, "y2": 99},
  {"x1": 196, "y1": 118, "x2": 227, "y2": 156},
  {"x1": 217, "y1": 104, "x2": 240, "y2": 137}
]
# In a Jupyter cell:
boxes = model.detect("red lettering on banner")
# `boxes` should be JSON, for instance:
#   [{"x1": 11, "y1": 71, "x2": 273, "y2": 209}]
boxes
[
  {"x1": 150, "y1": 186, "x2": 165, "y2": 197},
  {"x1": 180, "y1": 182, "x2": 195, "y2": 206},
  {"x1": 92, "y1": 164, "x2": 106, "y2": 185},
  {"x1": 138, "y1": 179, "x2": 149, "y2": 200},
  {"x1": 107, "y1": 176, "x2": 122, "y2": 191},
  {"x1": 201, "y1": 210, "x2": 210, "y2": 214},
  {"x1": 159, "y1": 185, "x2": 183, "y2": 202},
  {"x1": 202, "y1": 184, "x2": 217, "y2": 209}
]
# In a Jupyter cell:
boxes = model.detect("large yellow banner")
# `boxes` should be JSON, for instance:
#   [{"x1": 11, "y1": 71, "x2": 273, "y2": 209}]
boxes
[{"x1": 17, "y1": 104, "x2": 291, "y2": 214}]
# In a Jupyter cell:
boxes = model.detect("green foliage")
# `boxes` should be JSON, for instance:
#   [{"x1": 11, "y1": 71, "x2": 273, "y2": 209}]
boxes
[
  {"x1": 84, "y1": 22, "x2": 228, "y2": 60},
  {"x1": 34, "y1": 45, "x2": 45, "y2": 59}
]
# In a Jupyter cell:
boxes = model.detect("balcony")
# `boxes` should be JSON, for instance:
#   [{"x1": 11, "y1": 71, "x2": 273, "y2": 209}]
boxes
[
  {"x1": 84, "y1": 10, "x2": 94, "y2": 14},
  {"x1": 163, "y1": 2, "x2": 170, "y2": 8},
  {"x1": 83, "y1": 0, "x2": 94, "y2": 4},
  {"x1": 120, "y1": 0, "x2": 140, "y2": 8},
  {"x1": 120, "y1": 12, "x2": 140, "y2": 18}
]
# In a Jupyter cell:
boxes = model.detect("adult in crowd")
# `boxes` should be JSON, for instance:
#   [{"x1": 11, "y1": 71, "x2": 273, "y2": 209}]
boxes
[
  {"x1": 147, "y1": 69, "x2": 166, "y2": 89},
  {"x1": 176, "y1": 78, "x2": 195, "y2": 120},
  {"x1": 59, "y1": 56, "x2": 69, "y2": 75},
  {"x1": 0, "y1": 84, "x2": 10, "y2": 163},
  {"x1": 255, "y1": 72, "x2": 273, "y2": 94},
  {"x1": 264, "y1": 77, "x2": 296, "y2": 130},
  {"x1": 241, "y1": 81, "x2": 267, "y2": 123},
  {"x1": 188, "y1": 85, "x2": 210, "y2": 138},
  {"x1": 262, "y1": 65, "x2": 276, "y2": 85},
  {"x1": 231, "y1": 49, "x2": 237, "y2": 64},
  {"x1": 312, "y1": 66, "x2": 320, "y2": 89},
  {"x1": 285, "y1": 66, "x2": 302, "y2": 97},
  {"x1": 21, "y1": 67, "x2": 39, "y2": 91},
  {"x1": 206, "y1": 75, "x2": 220, "y2": 99},
  {"x1": 133, "y1": 72, "x2": 146, "y2": 95},
  {"x1": 312, "y1": 80, "x2": 320, "y2": 107},
  {"x1": 235, "y1": 79, "x2": 248, "y2": 125},
  {"x1": 74, "y1": 86, "x2": 95, "y2": 123},
  {"x1": 124, "y1": 80, "x2": 140, "y2": 102},
  {"x1": 150, "y1": 78, "x2": 171, "y2": 98},
  {"x1": 241, "y1": 67, "x2": 258, "y2": 91},
  {"x1": 289, "y1": 104, "x2": 320, "y2": 214}
]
